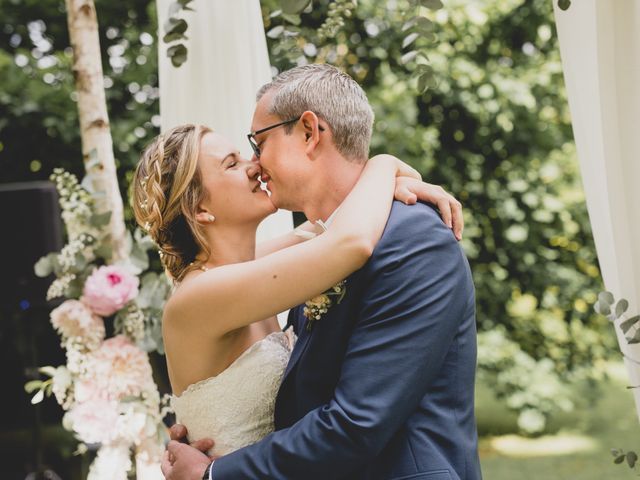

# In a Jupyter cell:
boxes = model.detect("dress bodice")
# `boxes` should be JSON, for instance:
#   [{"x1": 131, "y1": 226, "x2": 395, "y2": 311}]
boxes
[{"x1": 170, "y1": 331, "x2": 294, "y2": 456}]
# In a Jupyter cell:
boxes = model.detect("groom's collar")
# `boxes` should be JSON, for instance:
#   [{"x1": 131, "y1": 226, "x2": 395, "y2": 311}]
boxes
[{"x1": 314, "y1": 208, "x2": 339, "y2": 232}]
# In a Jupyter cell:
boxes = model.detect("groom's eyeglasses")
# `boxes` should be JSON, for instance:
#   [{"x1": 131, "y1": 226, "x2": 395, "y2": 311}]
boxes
[{"x1": 247, "y1": 116, "x2": 325, "y2": 158}]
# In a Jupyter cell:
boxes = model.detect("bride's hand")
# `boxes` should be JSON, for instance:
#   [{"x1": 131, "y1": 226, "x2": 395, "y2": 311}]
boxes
[{"x1": 394, "y1": 177, "x2": 464, "y2": 241}]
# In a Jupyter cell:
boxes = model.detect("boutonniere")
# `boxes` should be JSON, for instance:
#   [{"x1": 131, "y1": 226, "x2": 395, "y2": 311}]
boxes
[{"x1": 303, "y1": 280, "x2": 347, "y2": 331}]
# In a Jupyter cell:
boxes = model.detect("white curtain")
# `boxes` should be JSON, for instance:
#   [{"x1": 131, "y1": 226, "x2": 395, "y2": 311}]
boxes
[
  {"x1": 156, "y1": 0, "x2": 293, "y2": 326},
  {"x1": 156, "y1": 0, "x2": 293, "y2": 243},
  {"x1": 554, "y1": 1, "x2": 640, "y2": 419}
]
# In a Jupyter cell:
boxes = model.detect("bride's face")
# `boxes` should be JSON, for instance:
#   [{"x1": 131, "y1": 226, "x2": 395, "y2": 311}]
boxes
[{"x1": 196, "y1": 132, "x2": 276, "y2": 224}]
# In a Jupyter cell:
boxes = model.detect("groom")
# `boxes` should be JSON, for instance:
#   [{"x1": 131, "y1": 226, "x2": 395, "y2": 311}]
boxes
[{"x1": 163, "y1": 64, "x2": 482, "y2": 480}]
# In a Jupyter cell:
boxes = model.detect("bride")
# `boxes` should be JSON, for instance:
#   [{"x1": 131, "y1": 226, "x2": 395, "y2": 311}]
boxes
[{"x1": 131, "y1": 123, "x2": 460, "y2": 457}]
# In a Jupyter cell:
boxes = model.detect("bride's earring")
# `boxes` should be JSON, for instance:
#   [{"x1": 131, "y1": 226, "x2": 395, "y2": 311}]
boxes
[{"x1": 207, "y1": 214, "x2": 215, "y2": 222}]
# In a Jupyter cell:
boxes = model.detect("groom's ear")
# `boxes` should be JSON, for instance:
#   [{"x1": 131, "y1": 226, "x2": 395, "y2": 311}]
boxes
[{"x1": 300, "y1": 110, "x2": 321, "y2": 156}]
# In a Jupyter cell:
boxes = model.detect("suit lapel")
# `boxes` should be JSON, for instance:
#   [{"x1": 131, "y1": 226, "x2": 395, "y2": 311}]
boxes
[{"x1": 282, "y1": 305, "x2": 312, "y2": 380}]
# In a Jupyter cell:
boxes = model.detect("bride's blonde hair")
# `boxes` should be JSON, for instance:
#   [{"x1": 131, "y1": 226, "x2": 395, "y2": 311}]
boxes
[{"x1": 131, "y1": 124, "x2": 213, "y2": 282}]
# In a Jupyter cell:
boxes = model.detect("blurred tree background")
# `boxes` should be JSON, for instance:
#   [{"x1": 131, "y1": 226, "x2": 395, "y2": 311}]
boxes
[{"x1": 1, "y1": 0, "x2": 635, "y2": 477}]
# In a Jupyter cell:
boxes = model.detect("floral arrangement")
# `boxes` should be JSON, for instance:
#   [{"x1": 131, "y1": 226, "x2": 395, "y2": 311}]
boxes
[
  {"x1": 25, "y1": 169, "x2": 171, "y2": 480},
  {"x1": 303, "y1": 280, "x2": 347, "y2": 331}
]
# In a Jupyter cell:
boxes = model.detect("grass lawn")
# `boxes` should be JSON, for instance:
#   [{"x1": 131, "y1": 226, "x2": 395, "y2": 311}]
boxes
[{"x1": 477, "y1": 363, "x2": 640, "y2": 479}]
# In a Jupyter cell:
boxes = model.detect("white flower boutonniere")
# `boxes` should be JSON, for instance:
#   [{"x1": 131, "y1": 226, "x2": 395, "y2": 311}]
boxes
[{"x1": 303, "y1": 280, "x2": 347, "y2": 331}]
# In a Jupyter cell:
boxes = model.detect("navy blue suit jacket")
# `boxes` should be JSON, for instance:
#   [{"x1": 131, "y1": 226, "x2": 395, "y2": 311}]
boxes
[{"x1": 212, "y1": 201, "x2": 482, "y2": 479}]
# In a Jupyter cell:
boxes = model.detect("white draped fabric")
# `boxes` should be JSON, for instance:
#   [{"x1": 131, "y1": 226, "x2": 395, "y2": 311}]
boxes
[
  {"x1": 156, "y1": 0, "x2": 293, "y2": 244},
  {"x1": 554, "y1": 1, "x2": 640, "y2": 420},
  {"x1": 156, "y1": 0, "x2": 293, "y2": 329}
]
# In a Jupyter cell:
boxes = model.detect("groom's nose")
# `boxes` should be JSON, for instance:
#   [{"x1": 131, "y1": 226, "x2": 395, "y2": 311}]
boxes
[{"x1": 246, "y1": 161, "x2": 261, "y2": 180}]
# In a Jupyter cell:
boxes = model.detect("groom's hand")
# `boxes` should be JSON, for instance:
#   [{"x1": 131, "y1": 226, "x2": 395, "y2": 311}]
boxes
[
  {"x1": 162, "y1": 440, "x2": 213, "y2": 480},
  {"x1": 169, "y1": 423, "x2": 215, "y2": 453}
]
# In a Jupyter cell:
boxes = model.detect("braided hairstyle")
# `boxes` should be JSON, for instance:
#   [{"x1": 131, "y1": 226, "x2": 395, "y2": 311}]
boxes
[{"x1": 132, "y1": 124, "x2": 213, "y2": 282}]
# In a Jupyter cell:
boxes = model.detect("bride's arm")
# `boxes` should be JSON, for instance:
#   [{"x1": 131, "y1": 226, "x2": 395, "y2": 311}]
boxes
[
  {"x1": 255, "y1": 168, "x2": 464, "y2": 259},
  {"x1": 167, "y1": 154, "x2": 404, "y2": 337}
]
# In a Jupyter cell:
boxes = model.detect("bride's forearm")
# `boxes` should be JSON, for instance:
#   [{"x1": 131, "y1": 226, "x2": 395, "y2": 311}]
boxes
[{"x1": 255, "y1": 221, "x2": 321, "y2": 258}]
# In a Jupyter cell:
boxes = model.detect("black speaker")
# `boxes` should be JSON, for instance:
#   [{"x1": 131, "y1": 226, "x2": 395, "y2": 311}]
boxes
[{"x1": 0, "y1": 181, "x2": 63, "y2": 310}]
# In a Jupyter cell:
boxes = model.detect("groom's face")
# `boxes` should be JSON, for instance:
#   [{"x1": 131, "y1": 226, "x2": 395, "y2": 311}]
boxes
[{"x1": 250, "y1": 92, "x2": 309, "y2": 211}]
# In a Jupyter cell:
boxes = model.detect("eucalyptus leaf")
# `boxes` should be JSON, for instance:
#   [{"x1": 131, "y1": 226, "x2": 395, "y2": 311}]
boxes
[
  {"x1": 280, "y1": 0, "x2": 311, "y2": 15},
  {"x1": 620, "y1": 315, "x2": 640, "y2": 334},
  {"x1": 598, "y1": 291, "x2": 614, "y2": 306},
  {"x1": 627, "y1": 451, "x2": 638, "y2": 468},
  {"x1": 401, "y1": 50, "x2": 418, "y2": 64},
  {"x1": 90, "y1": 211, "x2": 112, "y2": 228},
  {"x1": 163, "y1": 32, "x2": 187, "y2": 43},
  {"x1": 614, "y1": 453, "x2": 626, "y2": 464},
  {"x1": 24, "y1": 380, "x2": 43, "y2": 394},
  {"x1": 615, "y1": 299, "x2": 629, "y2": 318},
  {"x1": 611, "y1": 448, "x2": 621, "y2": 457},
  {"x1": 594, "y1": 300, "x2": 611, "y2": 317},
  {"x1": 558, "y1": 0, "x2": 571, "y2": 11},
  {"x1": 402, "y1": 17, "x2": 417, "y2": 32},
  {"x1": 415, "y1": 16, "x2": 435, "y2": 33},
  {"x1": 282, "y1": 13, "x2": 302, "y2": 25},
  {"x1": 417, "y1": 73, "x2": 430, "y2": 93},
  {"x1": 421, "y1": 0, "x2": 444, "y2": 10},
  {"x1": 403, "y1": 33, "x2": 419, "y2": 49},
  {"x1": 168, "y1": 44, "x2": 188, "y2": 67},
  {"x1": 626, "y1": 328, "x2": 640, "y2": 345},
  {"x1": 267, "y1": 26, "x2": 285, "y2": 39}
]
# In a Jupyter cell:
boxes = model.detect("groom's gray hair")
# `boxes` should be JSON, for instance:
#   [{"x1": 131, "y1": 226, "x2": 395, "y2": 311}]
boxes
[{"x1": 257, "y1": 64, "x2": 374, "y2": 162}]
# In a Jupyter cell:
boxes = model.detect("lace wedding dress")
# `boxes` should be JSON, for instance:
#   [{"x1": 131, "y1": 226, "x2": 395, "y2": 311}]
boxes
[{"x1": 171, "y1": 331, "x2": 295, "y2": 456}]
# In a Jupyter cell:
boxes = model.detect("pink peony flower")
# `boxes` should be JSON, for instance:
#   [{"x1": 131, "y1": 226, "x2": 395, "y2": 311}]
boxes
[
  {"x1": 50, "y1": 299, "x2": 105, "y2": 349},
  {"x1": 80, "y1": 335, "x2": 154, "y2": 401},
  {"x1": 82, "y1": 265, "x2": 139, "y2": 316},
  {"x1": 65, "y1": 398, "x2": 119, "y2": 444}
]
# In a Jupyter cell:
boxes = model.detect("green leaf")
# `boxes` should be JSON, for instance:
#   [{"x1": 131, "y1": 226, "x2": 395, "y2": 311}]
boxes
[
  {"x1": 620, "y1": 315, "x2": 640, "y2": 335},
  {"x1": 421, "y1": 0, "x2": 444, "y2": 10},
  {"x1": 280, "y1": 0, "x2": 311, "y2": 15},
  {"x1": 282, "y1": 13, "x2": 301, "y2": 25},
  {"x1": 168, "y1": 44, "x2": 188, "y2": 67},
  {"x1": 401, "y1": 50, "x2": 418, "y2": 64},
  {"x1": 614, "y1": 453, "x2": 626, "y2": 464},
  {"x1": 626, "y1": 327, "x2": 640, "y2": 345},
  {"x1": 627, "y1": 451, "x2": 638, "y2": 468},
  {"x1": 90, "y1": 211, "x2": 112, "y2": 228},
  {"x1": 163, "y1": 31, "x2": 187, "y2": 43},
  {"x1": 34, "y1": 254, "x2": 54, "y2": 278},
  {"x1": 615, "y1": 299, "x2": 629, "y2": 318},
  {"x1": 403, "y1": 33, "x2": 419, "y2": 49},
  {"x1": 415, "y1": 16, "x2": 435, "y2": 34},
  {"x1": 558, "y1": 0, "x2": 571, "y2": 11},
  {"x1": 24, "y1": 380, "x2": 43, "y2": 394},
  {"x1": 598, "y1": 291, "x2": 614, "y2": 306},
  {"x1": 594, "y1": 300, "x2": 611, "y2": 317},
  {"x1": 267, "y1": 26, "x2": 285, "y2": 39},
  {"x1": 402, "y1": 17, "x2": 417, "y2": 32},
  {"x1": 611, "y1": 448, "x2": 622, "y2": 457},
  {"x1": 416, "y1": 75, "x2": 428, "y2": 94},
  {"x1": 163, "y1": 18, "x2": 188, "y2": 43}
]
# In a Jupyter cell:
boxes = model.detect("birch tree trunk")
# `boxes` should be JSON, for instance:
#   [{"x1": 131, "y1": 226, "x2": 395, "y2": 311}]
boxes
[{"x1": 65, "y1": 0, "x2": 128, "y2": 261}]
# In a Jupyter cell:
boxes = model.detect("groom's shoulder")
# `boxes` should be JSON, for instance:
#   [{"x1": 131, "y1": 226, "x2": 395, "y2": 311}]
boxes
[{"x1": 381, "y1": 200, "x2": 454, "y2": 244}]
